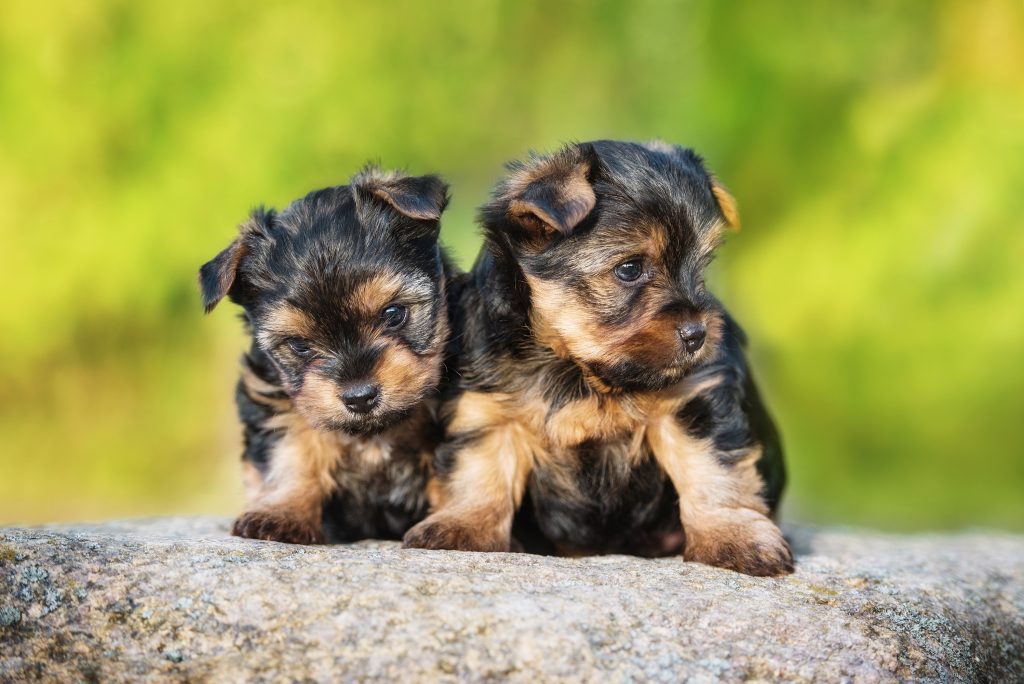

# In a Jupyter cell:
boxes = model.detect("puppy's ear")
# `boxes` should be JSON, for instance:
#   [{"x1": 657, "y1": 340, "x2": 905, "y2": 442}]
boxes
[
  {"x1": 710, "y1": 176, "x2": 740, "y2": 230},
  {"x1": 198, "y1": 208, "x2": 272, "y2": 313},
  {"x1": 504, "y1": 144, "x2": 598, "y2": 238},
  {"x1": 374, "y1": 174, "x2": 449, "y2": 221},
  {"x1": 354, "y1": 168, "x2": 450, "y2": 224}
]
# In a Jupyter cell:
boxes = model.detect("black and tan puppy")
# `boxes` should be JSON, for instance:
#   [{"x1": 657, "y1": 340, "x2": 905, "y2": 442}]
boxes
[
  {"x1": 403, "y1": 140, "x2": 792, "y2": 576},
  {"x1": 199, "y1": 167, "x2": 454, "y2": 544}
]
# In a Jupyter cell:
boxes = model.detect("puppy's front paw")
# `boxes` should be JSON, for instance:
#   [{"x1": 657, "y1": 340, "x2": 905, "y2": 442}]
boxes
[
  {"x1": 403, "y1": 513, "x2": 510, "y2": 552},
  {"x1": 684, "y1": 509, "x2": 793, "y2": 577},
  {"x1": 232, "y1": 509, "x2": 325, "y2": 545}
]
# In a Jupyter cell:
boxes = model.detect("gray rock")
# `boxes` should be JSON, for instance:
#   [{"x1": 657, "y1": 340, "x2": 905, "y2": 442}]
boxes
[{"x1": 0, "y1": 516, "x2": 1021, "y2": 682}]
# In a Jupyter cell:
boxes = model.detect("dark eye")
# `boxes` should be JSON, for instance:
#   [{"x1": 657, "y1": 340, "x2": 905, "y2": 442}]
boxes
[
  {"x1": 381, "y1": 304, "x2": 408, "y2": 330},
  {"x1": 613, "y1": 259, "x2": 644, "y2": 283},
  {"x1": 287, "y1": 338, "x2": 317, "y2": 360}
]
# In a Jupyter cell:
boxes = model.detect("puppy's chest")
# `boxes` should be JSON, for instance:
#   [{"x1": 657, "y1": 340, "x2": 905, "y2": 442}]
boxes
[
  {"x1": 524, "y1": 389, "x2": 684, "y2": 540},
  {"x1": 529, "y1": 394, "x2": 670, "y2": 491},
  {"x1": 534, "y1": 436, "x2": 657, "y2": 493},
  {"x1": 541, "y1": 392, "x2": 674, "y2": 453},
  {"x1": 331, "y1": 436, "x2": 428, "y2": 496},
  {"x1": 526, "y1": 427, "x2": 678, "y2": 553},
  {"x1": 322, "y1": 434, "x2": 432, "y2": 542}
]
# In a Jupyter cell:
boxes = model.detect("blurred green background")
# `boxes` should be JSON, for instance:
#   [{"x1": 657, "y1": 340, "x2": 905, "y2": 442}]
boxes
[{"x1": 1, "y1": 1, "x2": 1022, "y2": 529}]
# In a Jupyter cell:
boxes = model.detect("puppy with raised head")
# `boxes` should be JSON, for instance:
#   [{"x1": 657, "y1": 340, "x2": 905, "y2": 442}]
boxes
[
  {"x1": 199, "y1": 167, "x2": 454, "y2": 544},
  {"x1": 403, "y1": 140, "x2": 792, "y2": 576}
]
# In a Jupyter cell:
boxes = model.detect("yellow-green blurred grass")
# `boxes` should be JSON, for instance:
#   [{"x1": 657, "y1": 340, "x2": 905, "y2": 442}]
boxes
[{"x1": 1, "y1": 1, "x2": 1022, "y2": 527}]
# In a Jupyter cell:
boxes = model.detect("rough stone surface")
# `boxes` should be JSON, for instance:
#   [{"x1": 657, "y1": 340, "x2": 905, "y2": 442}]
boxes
[{"x1": 1, "y1": 517, "x2": 1022, "y2": 682}]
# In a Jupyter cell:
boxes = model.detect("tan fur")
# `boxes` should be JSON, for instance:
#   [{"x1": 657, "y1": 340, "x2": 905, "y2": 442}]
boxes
[
  {"x1": 526, "y1": 274, "x2": 610, "y2": 364},
  {"x1": 526, "y1": 270, "x2": 724, "y2": 387},
  {"x1": 260, "y1": 410, "x2": 348, "y2": 511},
  {"x1": 447, "y1": 425, "x2": 534, "y2": 513},
  {"x1": 425, "y1": 475, "x2": 448, "y2": 510},
  {"x1": 241, "y1": 285, "x2": 450, "y2": 542},
  {"x1": 645, "y1": 415, "x2": 791, "y2": 575},
  {"x1": 264, "y1": 304, "x2": 317, "y2": 338},
  {"x1": 233, "y1": 409, "x2": 352, "y2": 544},
  {"x1": 404, "y1": 429, "x2": 531, "y2": 552},
  {"x1": 351, "y1": 271, "x2": 413, "y2": 317},
  {"x1": 293, "y1": 369, "x2": 346, "y2": 426},
  {"x1": 646, "y1": 221, "x2": 670, "y2": 255},
  {"x1": 238, "y1": 357, "x2": 291, "y2": 412},
  {"x1": 446, "y1": 390, "x2": 512, "y2": 434},
  {"x1": 240, "y1": 461, "x2": 264, "y2": 499},
  {"x1": 406, "y1": 391, "x2": 542, "y2": 551},
  {"x1": 546, "y1": 394, "x2": 642, "y2": 449},
  {"x1": 710, "y1": 179, "x2": 740, "y2": 230},
  {"x1": 256, "y1": 304, "x2": 317, "y2": 353},
  {"x1": 375, "y1": 344, "x2": 443, "y2": 408},
  {"x1": 444, "y1": 391, "x2": 542, "y2": 505},
  {"x1": 236, "y1": 404, "x2": 436, "y2": 543},
  {"x1": 545, "y1": 371, "x2": 721, "y2": 449}
]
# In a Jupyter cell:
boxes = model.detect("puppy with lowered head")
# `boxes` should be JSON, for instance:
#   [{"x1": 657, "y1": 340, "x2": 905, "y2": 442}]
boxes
[
  {"x1": 200, "y1": 167, "x2": 454, "y2": 544},
  {"x1": 404, "y1": 140, "x2": 791, "y2": 576}
]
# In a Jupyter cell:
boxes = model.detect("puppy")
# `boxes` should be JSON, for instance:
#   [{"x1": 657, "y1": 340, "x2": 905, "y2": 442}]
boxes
[
  {"x1": 403, "y1": 141, "x2": 792, "y2": 576},
  {"x1": 199, "y1": 167, "x2": 454, "y2": 544}
]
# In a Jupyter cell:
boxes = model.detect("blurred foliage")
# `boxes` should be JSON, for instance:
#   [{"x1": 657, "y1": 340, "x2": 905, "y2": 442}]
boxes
[{"x1": 1, "y1": 0, "x2": 1021, "y2": 528}]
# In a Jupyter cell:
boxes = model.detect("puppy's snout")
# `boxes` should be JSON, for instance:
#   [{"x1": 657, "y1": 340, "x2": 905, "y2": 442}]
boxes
[
  {"x1": 341, "y1": 383, "x2": 380, "y2": 414},
  {"x1": 678, "y1": 322, "x2": 707, "y2": 353}
]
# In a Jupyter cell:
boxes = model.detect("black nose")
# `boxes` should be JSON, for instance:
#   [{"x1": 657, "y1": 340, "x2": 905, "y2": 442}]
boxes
[
  {"x1": 341, "y1": 384, "x2": 380, "y2": 414},
  {"x1": 678, "y1": 322, "x2": 707, "y2": 353}
]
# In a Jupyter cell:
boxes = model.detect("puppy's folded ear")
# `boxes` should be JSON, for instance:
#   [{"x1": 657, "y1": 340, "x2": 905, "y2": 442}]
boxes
[
  {"x1": 373, "y1": 174, "x2": 449, "y2": 221},
  {"x1": 198, "y1": 208, "x2": 273, "y2": 313},
  {"x1": 710, "y1": 176, "x2": 740, "y2": 230},
  {"x1": 353, "y1": 168, "x2": 450, "y2": 232},
  {"x1": 503, "y1": 143, "x2": 598, "y2": 238}
]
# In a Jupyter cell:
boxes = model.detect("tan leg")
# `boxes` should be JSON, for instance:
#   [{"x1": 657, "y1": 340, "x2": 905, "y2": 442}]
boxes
[
  {"x1": 404, "y1": 392, "x2": 534, "y2": 552},
  {"x1": 646, "y1": 415, "x2": 793, "y2": 576},
  {"x1": 232, "y1": 416, "x2": 343, "y2": 545},
  {"x1": 403, "y1": 427, "x2": 532, "y2": 551}
]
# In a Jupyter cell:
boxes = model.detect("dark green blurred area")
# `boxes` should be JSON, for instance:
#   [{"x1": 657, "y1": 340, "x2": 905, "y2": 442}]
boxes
[{"x1": 2, "y1": 1, "x2": 1022, "y2": 528}]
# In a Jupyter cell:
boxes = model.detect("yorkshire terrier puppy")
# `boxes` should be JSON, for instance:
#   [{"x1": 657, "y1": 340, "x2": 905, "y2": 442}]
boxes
[
  {"x1": 403, "y1": 140, "x2": 791, "y2": 576},
  {"x1": 199, "y1": 167, "x2": 454, "y2": 544}
]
